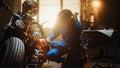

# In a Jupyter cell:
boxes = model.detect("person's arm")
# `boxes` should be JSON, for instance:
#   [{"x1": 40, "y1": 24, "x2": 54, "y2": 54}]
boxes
[
  {"x1": 39, "y1": 21, "x2": 60, "y2": 45},
  {"x1": 48, "y1": 23, "x2": 60, "y2": 40},
  {"x1": 39, "y1": 27, "x2": 60, "y2": 47},
  {"x1": 76, "y1": 17, "x2": 83, "y2": 32}
]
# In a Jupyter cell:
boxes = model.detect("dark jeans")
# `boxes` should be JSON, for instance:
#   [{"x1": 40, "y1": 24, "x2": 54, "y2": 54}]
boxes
[
  {"x1": 46, "y1": 44, "x2": 86, "y2": 68},
  {"x1": 62, "y1": 46, "x2": 85, "y2": 68}
]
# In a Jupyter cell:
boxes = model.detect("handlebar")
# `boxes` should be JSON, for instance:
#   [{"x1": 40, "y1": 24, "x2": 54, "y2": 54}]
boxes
[{"x1": 1, "y1": 2, "x2": 21, "y2": 18}]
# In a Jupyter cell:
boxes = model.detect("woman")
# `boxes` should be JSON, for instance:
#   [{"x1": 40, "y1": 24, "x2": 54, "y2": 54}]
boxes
[{"x1": 41, "y1": 9, "x2": 85, "y2": 68}]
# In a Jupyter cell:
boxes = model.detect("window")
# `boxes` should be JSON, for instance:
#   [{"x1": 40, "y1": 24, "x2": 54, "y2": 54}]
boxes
[
  {"x1": 39, "y1": 0, "x2": 80, "y2": 28},
  {"x1": 63, "y1": 0, "x2": 80, "y2": 13},
  {"x1": 39, "y1": 0, "x2": 60, "y2": 28}
]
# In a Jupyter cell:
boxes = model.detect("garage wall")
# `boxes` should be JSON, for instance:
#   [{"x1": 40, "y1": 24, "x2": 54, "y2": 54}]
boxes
[{"x1": 0, "y1": 0, "x2": 21, "y2": 29}]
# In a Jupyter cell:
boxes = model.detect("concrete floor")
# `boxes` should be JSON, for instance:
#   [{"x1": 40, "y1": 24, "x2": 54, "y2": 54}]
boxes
[
  {"x1": 42, "y1": 60, "x2": 62, "y2": 68},
  {"x1": 42, "y1": 60, "x2": 93, "y2": 68}
]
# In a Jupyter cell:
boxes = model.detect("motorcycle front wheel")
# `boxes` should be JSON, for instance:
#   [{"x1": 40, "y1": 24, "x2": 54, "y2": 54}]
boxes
[{"x1": 0, "y1": 37, "x2": 25, "y2": 68}]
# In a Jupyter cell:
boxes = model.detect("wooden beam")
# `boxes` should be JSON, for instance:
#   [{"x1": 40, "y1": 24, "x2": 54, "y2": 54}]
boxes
[
  {"x1": 36, "y1": 0, "x2": 39, "y2": 23},
  {"x1": 60, "y1": 0, "x2": 63, "y2": 10}
]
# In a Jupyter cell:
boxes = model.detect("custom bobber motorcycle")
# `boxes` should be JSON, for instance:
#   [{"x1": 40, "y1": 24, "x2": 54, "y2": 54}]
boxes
[{"x1": 0, "y1": 0, "x2": 50, "y2": 68}]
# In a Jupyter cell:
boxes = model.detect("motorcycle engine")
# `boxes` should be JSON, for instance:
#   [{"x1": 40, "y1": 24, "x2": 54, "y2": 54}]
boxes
[{"x1": 30, "y1": 22, "x2": 42, "y2": 40}]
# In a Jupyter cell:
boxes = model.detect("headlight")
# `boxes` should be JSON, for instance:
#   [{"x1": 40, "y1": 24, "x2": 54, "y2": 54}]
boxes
[{"x1": 22, "y1": 0, "x2": 38, "y2": 17}]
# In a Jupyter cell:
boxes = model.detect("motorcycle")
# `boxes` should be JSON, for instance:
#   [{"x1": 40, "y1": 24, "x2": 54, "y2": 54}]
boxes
[{"x1": 0, "y1": 0, "x2": 50, "y2": 68}]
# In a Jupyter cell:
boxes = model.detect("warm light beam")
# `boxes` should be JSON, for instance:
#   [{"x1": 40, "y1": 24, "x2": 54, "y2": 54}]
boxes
[
  {"x1": 39, "y1": 0, "x2": 60, "y2": 28},
  {"x1": 93, "y1": 0, "x2": 100, "y2": 8},
  {"x1": 39, "y1": 9, "x2": 57, "y2": 28}
]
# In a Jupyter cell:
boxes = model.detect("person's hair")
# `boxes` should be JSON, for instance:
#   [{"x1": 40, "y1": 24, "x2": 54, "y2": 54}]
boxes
[{"x1": 56, "y1": 9, "x2": 76, "y2": 27}]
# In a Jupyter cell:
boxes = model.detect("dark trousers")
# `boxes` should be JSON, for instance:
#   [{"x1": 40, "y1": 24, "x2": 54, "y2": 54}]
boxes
[
  {"x1": 46, "y1": 44, "x2": 86, "y2": 68},
  {"x1": 61, "y1": 46, "x2": 85, "y2": 68}
]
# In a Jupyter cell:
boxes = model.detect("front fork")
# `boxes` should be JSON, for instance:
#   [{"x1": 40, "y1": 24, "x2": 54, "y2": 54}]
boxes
[{"x1": 27, "y1": 49, "x2": 44, "y2": 68}]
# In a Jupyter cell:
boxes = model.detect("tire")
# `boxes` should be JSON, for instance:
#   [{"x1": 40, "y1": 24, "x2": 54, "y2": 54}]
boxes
[{"x1": 0, "y1": 37, "x2": 25, "y2": 68}]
